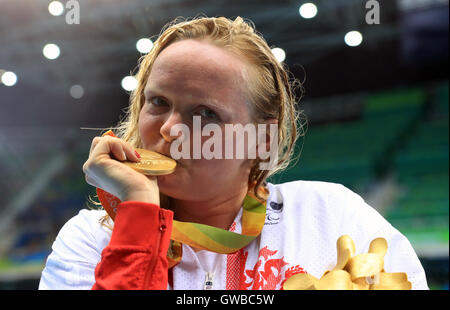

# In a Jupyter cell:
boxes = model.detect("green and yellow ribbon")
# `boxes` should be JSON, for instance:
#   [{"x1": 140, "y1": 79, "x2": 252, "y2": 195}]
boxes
[{"x1": 96, "y1": 186, "x2": 267, "y2": 268}]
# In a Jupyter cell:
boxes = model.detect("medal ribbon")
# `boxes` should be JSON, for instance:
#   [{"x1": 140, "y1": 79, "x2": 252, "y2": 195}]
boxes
[{"x1": 96, "y1": 187, "x2": 267, "y2": 268}]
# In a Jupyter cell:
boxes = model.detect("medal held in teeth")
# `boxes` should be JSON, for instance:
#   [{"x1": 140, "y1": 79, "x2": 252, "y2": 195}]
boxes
[
  {"x1": 102, "y1": 130, "x2": 177, "y2": 176},
  {"x1": 125, "y1": 148, "x2": 177, "y2": 176}
]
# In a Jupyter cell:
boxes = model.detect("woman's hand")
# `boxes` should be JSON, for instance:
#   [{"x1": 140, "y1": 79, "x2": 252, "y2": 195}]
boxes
[{"x1": 83, "y1": 135, "x2": 160, "y2": 205}]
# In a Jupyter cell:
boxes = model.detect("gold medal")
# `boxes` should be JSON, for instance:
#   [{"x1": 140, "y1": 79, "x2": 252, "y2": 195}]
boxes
[
  {"x1": 124, "y1": 148, "x2": 177, "y2": 176},
  {"x1": 99, "y1": 130, "x2": 177, "y2": 176}
]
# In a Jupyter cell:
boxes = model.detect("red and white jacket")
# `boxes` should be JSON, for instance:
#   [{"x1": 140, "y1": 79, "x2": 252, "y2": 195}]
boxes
[{"x1": 39, "y1": 181, "x2": 429, "y2": 290}]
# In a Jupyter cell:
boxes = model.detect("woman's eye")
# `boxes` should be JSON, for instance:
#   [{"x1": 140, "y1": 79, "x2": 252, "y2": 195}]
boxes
[
  {"x1": 145, "y1": 97, "x2": 170, "y2": 114},
  {"x1": 149, "y1": 97, "x2": 168, "y2": 107},
  {"x1": 197, "y1": 108, "x2": 219, "y2": 120}
]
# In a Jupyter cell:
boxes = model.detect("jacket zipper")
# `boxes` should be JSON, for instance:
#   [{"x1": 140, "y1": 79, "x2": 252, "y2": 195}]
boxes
[{"x1": 142, "y1": 210, "x2": 166, "y2": 289}]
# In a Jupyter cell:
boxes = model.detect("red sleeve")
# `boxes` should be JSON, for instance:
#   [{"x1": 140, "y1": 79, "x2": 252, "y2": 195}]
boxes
[{"x1": 92, "y1": 201, "x2": 174, "y2": 290}]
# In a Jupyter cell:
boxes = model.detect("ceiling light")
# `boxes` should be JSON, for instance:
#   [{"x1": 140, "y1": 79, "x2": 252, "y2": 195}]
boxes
[
  {"x1": 344, "y1": 31, "x2": 363, "y2": 47},
  {"x1": 271, "y1": 47, "x2": 286, "y2": 63},
  {"x1": 299, "y1": 3, "x2": 318, "y2": 19},
  {"x1": 1, "y1": 71, "x2": 18, "y2": 87},
  {"x1": 43, "y1": 43, "x2": 61, "y2": 60},
  {"x1": 136, "y1": 38, "x2": 153, "y2": 54},
  {"x1": 48, "y1": 1, "x2": 64, "y2": 16},
  {"x1": 70, "y1": 85, "x2": 84, "y2": 99},
  {"x1": 121, "y1": 76, "x2": 137, "y2": 91}
]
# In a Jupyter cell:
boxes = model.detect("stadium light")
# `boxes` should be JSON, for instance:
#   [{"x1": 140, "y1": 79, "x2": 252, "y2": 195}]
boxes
[
  {"x1": 344, "y1": 31, "x2": 363, "y2": 47},
  {"x1": 70, "y1": 85, "x2": 84, "y2": 99},
  {"x1": 43, "y1": 43, "x2": 61, "y2": 60},
  {"x1": 1, "y1": 71, "x2": 18, "y2": 87},
  {"x1": 121, "y1": 76, "x2": 137, "y2": 91},
  {"x1": 136, "y1": 38, "x2": 153, "y2": 54},
  {"x1": 48, "y1": 1, "x2": 64, "y2": 16},
  {"x1": 271, "y1": 47, "x2": 286, "y2": 63},
  {"x1": 299, "y1": 3, "x2": 318, "y2": 19}
]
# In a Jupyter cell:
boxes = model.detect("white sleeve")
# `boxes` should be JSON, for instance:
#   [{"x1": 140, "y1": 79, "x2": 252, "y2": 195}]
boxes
[
  {"x1": 39, "y1": 209, "x2": 111, "y2": 290},
  {"x1": 366, "y1": 224, "x2": 429, "y2": 290},
  {"x1": 330, "y1": 184, "x2": 429, "y2": 290}
]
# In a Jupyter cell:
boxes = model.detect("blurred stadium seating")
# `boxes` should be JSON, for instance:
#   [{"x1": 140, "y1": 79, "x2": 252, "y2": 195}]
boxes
[
  {"x1": 0, "y1": 135, "x2": 96, "y2": 289},
  {"x1": 385, "y1": 83, "x2": 449, "y2": 289},
  {"x1": 275, "y1": 85, "x2": 428, "y2": 190}
]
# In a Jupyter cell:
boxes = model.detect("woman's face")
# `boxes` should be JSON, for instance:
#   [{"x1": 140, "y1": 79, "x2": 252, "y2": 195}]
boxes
[{"x1": 138, "y1": 39, "x2": 254, "y2": 201}]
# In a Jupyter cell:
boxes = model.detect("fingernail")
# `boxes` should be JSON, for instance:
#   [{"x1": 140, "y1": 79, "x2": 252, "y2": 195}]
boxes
[{"x1": 135, "y1": 150, "x2": 141, "y2": 159}]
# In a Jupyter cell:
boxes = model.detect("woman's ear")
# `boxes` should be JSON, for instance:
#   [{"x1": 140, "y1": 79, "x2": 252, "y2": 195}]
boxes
[{"x1": 255, "y1": 118, "x2": 278, "y2": 171}]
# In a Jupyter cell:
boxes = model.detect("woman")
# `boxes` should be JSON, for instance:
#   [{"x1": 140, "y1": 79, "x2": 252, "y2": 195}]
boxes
[{"x1": 39, "y1": 16, "x2": 428, "y2": 290}]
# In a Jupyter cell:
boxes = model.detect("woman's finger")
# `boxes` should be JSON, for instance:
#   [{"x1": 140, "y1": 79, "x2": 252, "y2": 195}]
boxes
[
  {"x1": 122, "y1": 141, "x2": 141, "y2": 162},
  {"x1": 90, "y1": 136, "x2": 140, "y2": 163},
  {"x1": 89, "y1": 136, "x2": 101, "y2": 157}
]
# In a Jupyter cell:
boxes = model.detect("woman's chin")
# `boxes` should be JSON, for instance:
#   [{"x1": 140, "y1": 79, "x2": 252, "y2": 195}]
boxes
[{"x1": 156, "y1": 174, "x2": 183, "y2": 198}]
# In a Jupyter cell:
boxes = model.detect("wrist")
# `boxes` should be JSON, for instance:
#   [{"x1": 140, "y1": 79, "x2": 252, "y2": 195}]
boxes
[
  {"x1": 121, "y1": 190, "x2": 160, "y2": 205},
  {"x1": 120, "y1": 176, "x2": 159, "y2": 204},
  {"x1": 120, "y1": 178, "x2": 160, "y2": 204}
]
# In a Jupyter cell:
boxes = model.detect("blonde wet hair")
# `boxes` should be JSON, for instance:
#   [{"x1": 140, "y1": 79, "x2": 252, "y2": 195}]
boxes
[{"x1": 113, "y1": 16, "x2": 305, "y2": 199}]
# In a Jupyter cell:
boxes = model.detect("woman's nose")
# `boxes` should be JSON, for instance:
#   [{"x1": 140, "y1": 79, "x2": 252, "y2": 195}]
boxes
[{"x1": 160, "y1": 111, "x2": 186, "y2": 143}]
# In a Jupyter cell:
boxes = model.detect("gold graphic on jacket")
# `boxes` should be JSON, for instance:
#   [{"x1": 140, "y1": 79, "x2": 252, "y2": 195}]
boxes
[{"x1": 283, "y1": 235, "x2": 412, "y2": 290}]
